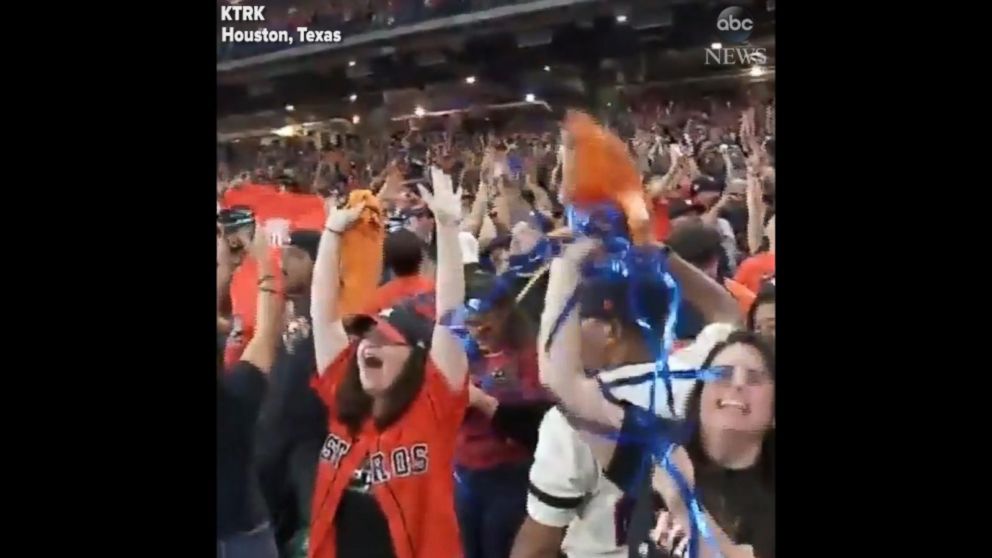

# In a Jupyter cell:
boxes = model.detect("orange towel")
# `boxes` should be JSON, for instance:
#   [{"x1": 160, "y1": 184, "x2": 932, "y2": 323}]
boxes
[
  {"x1": 338, "y1": 190, "x2": 385, "y2": 316},
  {"x1": 563, "y1": 110, "x2": 652, "y2": 245}
]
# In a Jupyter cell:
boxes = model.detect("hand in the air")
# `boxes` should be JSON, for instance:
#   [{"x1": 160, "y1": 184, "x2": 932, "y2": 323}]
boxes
[
  {"x1": 324, "y1": 200, "x2": 366, "y2": 233},
  {"x1": 420, "y1": 166, "x2": 463, "y2": 227}
]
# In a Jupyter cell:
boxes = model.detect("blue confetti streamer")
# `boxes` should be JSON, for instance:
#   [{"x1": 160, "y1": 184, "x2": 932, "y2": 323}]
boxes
[
  {"x1": 440, "y1": 235, "x2": 563, "y2": 368},
  {"x1": 543, "y1": 202, "x2": 723, "y2": 558}
]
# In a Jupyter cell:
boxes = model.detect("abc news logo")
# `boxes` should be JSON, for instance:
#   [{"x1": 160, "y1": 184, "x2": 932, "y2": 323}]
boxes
[
  {"x1": 706, "y1": 6, "x2": 767, "y2": 67},
  {"x1": 716, "y1": 7, "x2": 755, "y2": 43}
]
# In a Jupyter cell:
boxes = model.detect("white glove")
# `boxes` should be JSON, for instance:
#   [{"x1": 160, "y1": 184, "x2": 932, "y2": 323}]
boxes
[
  {"x1": 324, "y1": 202, "x2": 366, "y2": 233},
  {"x1": 420, "y1": 166, "x2": 463, "y2": 227}
]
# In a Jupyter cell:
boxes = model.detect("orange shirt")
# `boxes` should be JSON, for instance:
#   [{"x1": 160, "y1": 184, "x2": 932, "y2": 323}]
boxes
[
  {"x1": 734, "y1": 252, "x2": 776, "y2": 293},
  {"x1": 309, "y1": 346, "x2": 467, "y2": 558},
  {"x1": 724, "y1": 278, "x2": 756, "y2": 317},
  {"x1": 365, "y1": 276, "x2": 435, "y2": 314}
]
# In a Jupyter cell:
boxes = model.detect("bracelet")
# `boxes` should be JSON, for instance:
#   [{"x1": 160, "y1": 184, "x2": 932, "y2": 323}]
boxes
[
  {"x1": 325, "y1": 226, "x2": 344, "y2": 235},
  {"x1": 259, "y1": 287, "x2": 279, "y2": 294},
  {"x1": 257, "y1": 274, "x2": 275, "y2": 285}
]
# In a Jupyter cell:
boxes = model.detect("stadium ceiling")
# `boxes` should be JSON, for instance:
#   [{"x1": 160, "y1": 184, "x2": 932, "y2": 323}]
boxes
[{"x1": 217, "y1": 0, "x2": 774, "y2": 127}]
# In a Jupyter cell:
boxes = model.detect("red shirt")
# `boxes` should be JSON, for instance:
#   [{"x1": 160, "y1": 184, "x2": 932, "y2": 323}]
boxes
[
  {"x1": 366, "y1": 276, "x2": 435, "y2": 314},
  {"x1": 455, "y1": 346, "x2": 545, "y2": 470},
  {"x1": 651, "y1": 198, "x2": 672, "y2": 241},
  {"x1": 309, "y1": 345, "x2": 467, "y2": 558},
  {"x1": 734, "y1": 252, "x2": 776, "y2": 293}
]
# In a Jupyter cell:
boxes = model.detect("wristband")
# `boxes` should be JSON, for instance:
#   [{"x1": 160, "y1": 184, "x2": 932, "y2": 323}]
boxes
[
  {"x1": 257, "y1": 274, "x2": 275, "y2": 285},
  {"x1": 259, "y1": 287, "x2": 279, "y2": 294}
]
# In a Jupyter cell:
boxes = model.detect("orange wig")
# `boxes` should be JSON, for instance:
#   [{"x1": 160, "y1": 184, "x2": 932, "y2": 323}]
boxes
[{"x1": 562, "y1": 110, "x2": 651, "y2": 245}]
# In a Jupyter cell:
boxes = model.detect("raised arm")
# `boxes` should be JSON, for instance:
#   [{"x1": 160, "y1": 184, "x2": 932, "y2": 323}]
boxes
[
  {"x1": 745, "y1": 165, "x2": 767, "y2": 256},
  {"x1": 419, "y1": 167, "x2": 468, "y2": 389},
  {"x1": 311, "y1": 201, "x2": 366, "y2": 374},
  {"x1": 537, "y1": 239, "x2": 625, "y2": 430},
  {"x1": 239, "y1": 231, "x2": 285, "y2": 373},
  {"x1": 461, "y1": 180, "x2": 489, "y2": 236},
  {"x1": 647, "y1": 145, "x2": 685, "y2": 200},
  {"x1": 665, "y1": 248, "x2": 742, "y2": 327}
]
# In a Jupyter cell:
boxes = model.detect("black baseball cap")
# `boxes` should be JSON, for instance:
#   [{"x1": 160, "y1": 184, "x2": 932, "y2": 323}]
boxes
[
  {"x1": 691, "y1": 176, "x2": 723, "y2": 196},
  {"x1": 287, "y1": 230, "x2": 321, "y2": 261},
  {"x1": 667, "y1": 199, "x2": 706, "y2": 220},
  {"x1": 401, "y1": 204, "x2": 434, "y2": 222},
  {"x1": 344, "y1": 300, "x2": 435, "y2": 350}
]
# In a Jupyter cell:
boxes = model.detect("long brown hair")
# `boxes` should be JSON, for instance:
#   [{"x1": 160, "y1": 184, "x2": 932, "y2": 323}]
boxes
[
  {"x1": 334, "y1": 346, "x2": 429, "y2": 436},
  {"x1": 684, "y1": 331, "x2": 775, "y2": 556}
]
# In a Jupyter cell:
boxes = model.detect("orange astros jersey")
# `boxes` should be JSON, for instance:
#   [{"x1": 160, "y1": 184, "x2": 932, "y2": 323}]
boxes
[{"x1": 309, "y1": 344, "x2": 468, "y2": 558}]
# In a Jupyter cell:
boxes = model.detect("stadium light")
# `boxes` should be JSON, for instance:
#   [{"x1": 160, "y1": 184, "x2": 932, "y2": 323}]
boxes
[
  {"x1": 414, "y1": 106, "x2": 426, "y2": 117},
  {"x1": 616, "y1": 15, "x2": 628, "y2": 23},
  {"x1": 285, "y1": 104, "x2": 295, "y2": 112},
  {"x1": 711, "y1": 42, "x2": 723, "y2": 49},
  {"x1": 352, "y1": 115, "x2": 361, "y2": 125},
  {"x1": 525, "y1": 93, "x2": 536, "y2": 103},
  {"x1": 465, "y1": 76, "x2": 477, "y2": 85},
  {"x1": 544, "y1": 65, "x2": 551, "y2": 72},
  {"x1": 349, "y1": 93, "x2": 358, "y2": 102},
  {"x1": 749, "y1": 66, "x2": 765, "y2": 77},
  {"x1": 348, "y1": 60, "x2": 356, "y2": 67}
]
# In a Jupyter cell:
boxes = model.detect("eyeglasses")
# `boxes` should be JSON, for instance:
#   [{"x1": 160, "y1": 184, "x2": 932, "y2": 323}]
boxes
[{"x1": 708, "y1": 365, "x2": 773, "y2": 386}]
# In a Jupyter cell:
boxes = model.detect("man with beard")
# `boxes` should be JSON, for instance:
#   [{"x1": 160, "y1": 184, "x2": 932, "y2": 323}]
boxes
[{"x1": 255, "y1": 230, "x2": 327, "y2": 558}]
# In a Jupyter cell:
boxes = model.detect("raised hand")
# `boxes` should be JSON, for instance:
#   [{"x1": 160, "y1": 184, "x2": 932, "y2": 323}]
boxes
[
  {"x1": 324, "y1": 199, "x2": 367, "y2": 233},
  {"x1": 420, "y1": 166, "x2": 463, "y2": 227}
]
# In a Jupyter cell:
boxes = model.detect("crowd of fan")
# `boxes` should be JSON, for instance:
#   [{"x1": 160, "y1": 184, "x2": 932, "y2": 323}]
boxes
[{"x1": 217, "y1": 97, "x2": 776, "y2": 558}]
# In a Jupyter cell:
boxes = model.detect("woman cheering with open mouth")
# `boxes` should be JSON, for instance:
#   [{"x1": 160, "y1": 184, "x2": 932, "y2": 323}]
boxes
[{"x1": 308, "y1": 168, "x2": 469, "y2": 558}]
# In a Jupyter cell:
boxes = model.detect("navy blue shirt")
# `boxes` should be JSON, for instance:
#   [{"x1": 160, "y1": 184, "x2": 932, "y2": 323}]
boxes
[
  {"x1": 256, "y1": 303, "x2": 326, "y2": 451},
  {"x1": 217, "y1": 361, "x2": 270, "y2": 538}
]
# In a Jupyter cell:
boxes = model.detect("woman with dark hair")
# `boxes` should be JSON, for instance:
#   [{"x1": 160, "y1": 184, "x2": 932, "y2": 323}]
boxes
[
  {"x1": 217, "y1": 228, "x2": 284, "y2": 558},
  {"x1": 746, "y1": 286, "x2": 775, "y2": 344},
  {"x1": 308, "y1": 167, "x2": 468, "y2": 558},
  {"x1": 651, "y1": 331, "x2": 775, "y2": 558},
  {"x1": 455, "y1": 273, "x2": 552, "y2": 558}
]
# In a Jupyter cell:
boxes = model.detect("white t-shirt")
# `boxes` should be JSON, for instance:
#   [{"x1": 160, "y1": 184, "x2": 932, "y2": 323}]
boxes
[{"x1": 526, "y1": 323, "x2": 735, "y2": 558}]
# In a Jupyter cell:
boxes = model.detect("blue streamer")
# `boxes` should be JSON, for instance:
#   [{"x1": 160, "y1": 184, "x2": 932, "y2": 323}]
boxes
[
  {"x1": 543, "y1": 202, "x2": 724, "y2": 558},
  {"x1": 440, "y1": 235, "x2": 563, "y2": 367}
]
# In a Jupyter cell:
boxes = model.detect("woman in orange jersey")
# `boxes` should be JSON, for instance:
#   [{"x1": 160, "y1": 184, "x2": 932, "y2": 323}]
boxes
[{"x1": 308, "y1": 166, "x2": 468, "y2": 558}]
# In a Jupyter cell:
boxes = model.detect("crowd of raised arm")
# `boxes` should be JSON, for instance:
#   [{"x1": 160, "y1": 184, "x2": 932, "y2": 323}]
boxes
[{"x1": 217, "y1": 96, "x2": 776, "y2": 558}]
